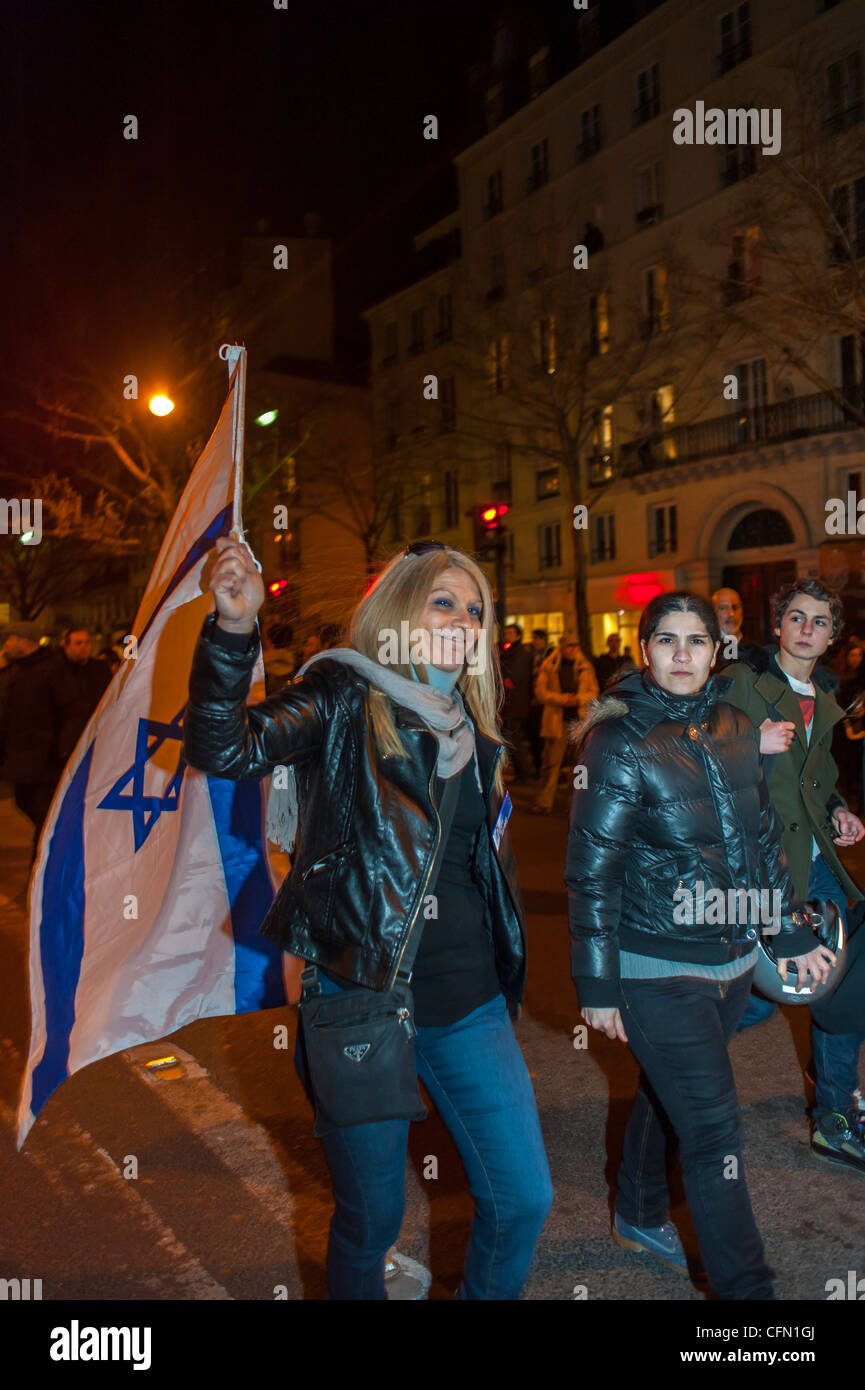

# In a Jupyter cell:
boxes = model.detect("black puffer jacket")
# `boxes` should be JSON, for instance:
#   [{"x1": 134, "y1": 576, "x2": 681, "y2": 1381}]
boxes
[
  {"x1": 565, "y1": 668, "x2": 815, "y2": 1010},
  {"x1": 183, "y1": 614, "x2": 528, "y2": 1009}
]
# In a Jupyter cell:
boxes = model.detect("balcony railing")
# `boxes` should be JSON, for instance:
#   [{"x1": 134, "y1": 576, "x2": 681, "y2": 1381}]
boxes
[
  {"x1": 635, "y1": 202, "x2": 663, "y2": 230},
  {"x1": 715, "y1": 37, "x2": 751, "y2": 77},
  {"x1": 575, "y1": 131, "x2": 602, "y2": 164},
  {"x1": 721, "y1": 277, "x2": 754, "y2": 306},
  {"x1": 617, "y1": 388, "x2": 865, "y2": 476},
  {"x1": 720, "y1": 148, "x2": 756, "y2": 187},
  {"x1": 633, "y1": 95, "x2": 660, "y2": 126},
  {"x1": 588, "y1": 450, "x2": 614, "y2": 485},
  {"x1": 823, "y1": 101, "x2": 864, "y2": 135}
]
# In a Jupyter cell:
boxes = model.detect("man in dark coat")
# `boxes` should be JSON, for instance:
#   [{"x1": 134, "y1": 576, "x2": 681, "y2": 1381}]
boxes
[
  {"x1": 0, "y1": 621, "x2": 60, "y2": 862},
  {"x1": 500, "y1": 624, "x2": 534, "y2": 783},
  {"x1": 593, "y1": 633, "x2": 629, "y2": 690},
  {"x1": 51, "y1": 628, "x2": 112, "y2": 765}
]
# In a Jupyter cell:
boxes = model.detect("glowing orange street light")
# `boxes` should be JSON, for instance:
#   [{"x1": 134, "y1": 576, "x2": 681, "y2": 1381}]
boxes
[{"x1": 149, "y1": 395, "x2": 175, "y2": 416}]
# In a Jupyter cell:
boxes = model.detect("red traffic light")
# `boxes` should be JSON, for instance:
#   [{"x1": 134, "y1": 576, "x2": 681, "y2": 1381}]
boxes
[
  {"x1": 269, "y1": 579, "x2": 288, "y2": 596},
  {"x1": 480, "y1": 503, "x2": 508, "y2": 528}
]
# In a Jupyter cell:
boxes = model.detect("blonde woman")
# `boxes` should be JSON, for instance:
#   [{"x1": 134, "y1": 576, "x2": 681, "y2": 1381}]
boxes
[{"x1": 184, "y1": 536, "x2": 552, "y2": 1300}]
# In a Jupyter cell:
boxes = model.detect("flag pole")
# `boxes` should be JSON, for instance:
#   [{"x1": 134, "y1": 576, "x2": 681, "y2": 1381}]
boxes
[{"x1": 218, "y1": 343, "x2": 260, "y2": 571}]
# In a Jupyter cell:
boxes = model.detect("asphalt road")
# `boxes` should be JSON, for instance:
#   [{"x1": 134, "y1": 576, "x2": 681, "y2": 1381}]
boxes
[{"x1": 1, "y1": 776, "x2": 864, "y2": 1302}]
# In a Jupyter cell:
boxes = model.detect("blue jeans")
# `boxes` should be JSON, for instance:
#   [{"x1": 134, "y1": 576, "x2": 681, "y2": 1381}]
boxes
[
  {"x1": 295, "y1": 975, "x2": 553, "y2": 1300},
  {"x1": 616, "y1": 968, "x2": 775, "y2": 1300},
  {"x1": 735, "y1": 854, "x2": 865, "y2": 1117}
]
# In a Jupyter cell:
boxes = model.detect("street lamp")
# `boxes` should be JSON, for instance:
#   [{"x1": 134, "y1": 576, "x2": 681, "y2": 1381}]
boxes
[
  {"x1": 256, "y1": 409, "x2": 278, "y2": 427},
  {"x1": 149, "y1": 395, "x2": 175, "y2": 416}
]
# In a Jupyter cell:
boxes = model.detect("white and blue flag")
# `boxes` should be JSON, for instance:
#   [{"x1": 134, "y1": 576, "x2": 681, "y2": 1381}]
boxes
[{"x1": 17, "y1": 346, "x2": 286, "y2": 1147}]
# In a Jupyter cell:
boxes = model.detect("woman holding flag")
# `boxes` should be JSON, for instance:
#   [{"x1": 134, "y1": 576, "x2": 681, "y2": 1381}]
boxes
[{"x1": 184, "y1": 535, "x2": 552, "y2": 1300}]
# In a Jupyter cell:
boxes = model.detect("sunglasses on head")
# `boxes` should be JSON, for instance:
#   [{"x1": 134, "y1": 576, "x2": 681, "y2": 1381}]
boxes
[{"x1": 403, "y1": 540, "x2": 446, "y2": 558}]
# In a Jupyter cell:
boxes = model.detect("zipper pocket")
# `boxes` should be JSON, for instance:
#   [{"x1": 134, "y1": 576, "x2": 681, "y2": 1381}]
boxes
[{"x1": 301, "y1": 844, "x2": 352, "y2": 883}]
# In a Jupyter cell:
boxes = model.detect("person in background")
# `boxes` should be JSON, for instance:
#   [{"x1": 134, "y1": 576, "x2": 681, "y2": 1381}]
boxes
[
  {"x1": 722, "y1": 578, "x2": 865, "y2": 1174},
  {"x1": 262, "y1": 622, "x2": 296, "y2": 696},
  {"x1": 96, "y1": 646, "x2": 122, "y2": 677},
  {"x1": 500, "y1": 623, "x2": 534, "y2": 784},
  {"x1": 530, "y1": 634, "x2": 598, "y2": 815},
  {"x1": 0, "y1": 621, "x2": 59, "y2": 864},
  {"x1": 527, "y1": 629, "x2": 551, "y2": 778},
  {"x1": 711, "y1": 587, "x2": 762, "y2": 666},
  {"x1": 835, "y1": 641, "x2": 865, "y2": 814},
  {"x1": 50, "y1": 628, "x2": 112, "y2": 769},
  {"x1": 593, "y1": 633, "x2": 629, "y2": 690}
]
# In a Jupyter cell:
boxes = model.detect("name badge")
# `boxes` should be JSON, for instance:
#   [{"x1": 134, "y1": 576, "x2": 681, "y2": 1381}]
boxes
[{"x1": 492, "y1": 791, "x2": 512, "y2": 853}]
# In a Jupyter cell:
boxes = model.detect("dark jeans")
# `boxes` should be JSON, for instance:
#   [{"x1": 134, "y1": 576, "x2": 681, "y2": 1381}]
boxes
[
  {"x1": 13, "y1": 781, "x2": 57, "y2": 866},
  {"x1": 527, "y1": 705, "x2": 543, "y2": 777},
  {"x1": 616, "y1": 967, "x2": 775, "y2": 1300},
  {"x1": 736, "y1": 853, "x2": 865, "y2": 1117},
  {"x1": 295, "y1": 975, "x2": 553, "y2": 1299},
  {"x1": 501, "y1": 711, "x2": 532, "y2": 782}
]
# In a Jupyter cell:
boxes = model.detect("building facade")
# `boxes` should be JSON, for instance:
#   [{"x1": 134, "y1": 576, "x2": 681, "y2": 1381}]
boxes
[{"x1": 364, "y1": 0, "x2": 865, "y2": 656}]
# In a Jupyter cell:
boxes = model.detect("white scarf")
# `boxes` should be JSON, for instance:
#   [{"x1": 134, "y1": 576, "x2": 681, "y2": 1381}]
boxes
[{"x1": 265, "y1": 646, "x2": 480, "y2": 853}]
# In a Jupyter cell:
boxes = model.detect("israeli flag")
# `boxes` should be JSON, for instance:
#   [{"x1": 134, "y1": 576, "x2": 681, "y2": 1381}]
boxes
[{"x1": 17, "y1": 348, "x2": 286, "y2": 1147}]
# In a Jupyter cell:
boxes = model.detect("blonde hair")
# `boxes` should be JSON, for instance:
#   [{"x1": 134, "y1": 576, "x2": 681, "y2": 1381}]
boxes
[{"x1": 348, "y1": 546, "x2": 505, "y2": 802}]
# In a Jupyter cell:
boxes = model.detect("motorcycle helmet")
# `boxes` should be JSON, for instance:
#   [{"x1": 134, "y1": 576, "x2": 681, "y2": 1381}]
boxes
[{"x1": 752, "y1": 899, "x2": 848, "y2": 1005}]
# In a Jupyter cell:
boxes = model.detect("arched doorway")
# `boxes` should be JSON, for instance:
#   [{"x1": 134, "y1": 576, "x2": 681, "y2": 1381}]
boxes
[{"x1": 721, "y1": 507, "x2": 796, "y2": 642}]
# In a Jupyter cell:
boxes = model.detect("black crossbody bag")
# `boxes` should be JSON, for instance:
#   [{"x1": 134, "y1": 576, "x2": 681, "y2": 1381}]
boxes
[{"x1": 298, "y1": 772, "x2": 461, "y2": 1136}]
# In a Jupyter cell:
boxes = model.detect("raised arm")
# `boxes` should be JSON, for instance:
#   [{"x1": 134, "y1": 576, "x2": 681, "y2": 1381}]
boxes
[{"x1": 183, "y1": 536, "x2": 325, "y2": 780}]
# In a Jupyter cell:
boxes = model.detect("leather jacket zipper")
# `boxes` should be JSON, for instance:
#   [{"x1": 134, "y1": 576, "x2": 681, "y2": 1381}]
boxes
[{"x1": 388, "y1": 761, "x2": 440, "y2": 989}]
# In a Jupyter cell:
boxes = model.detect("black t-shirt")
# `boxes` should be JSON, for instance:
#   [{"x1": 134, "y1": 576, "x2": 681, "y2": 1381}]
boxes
[{"x1": 409, "y1": 762, "x2": 502, "y2": 1027}]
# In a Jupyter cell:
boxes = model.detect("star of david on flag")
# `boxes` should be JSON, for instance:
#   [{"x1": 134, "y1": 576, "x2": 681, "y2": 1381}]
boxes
[{"x1": 17, "y1": 347, "x2": 288, "y2": 1147}]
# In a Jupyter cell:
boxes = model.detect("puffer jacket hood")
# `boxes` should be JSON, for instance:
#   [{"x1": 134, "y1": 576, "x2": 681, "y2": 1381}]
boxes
[
  {"x1": 565, "y1": 666, "x2": 813, "y2": 1011},
  {"x1": 569, "y1": 668, "x2": 732, "y2": 745}
]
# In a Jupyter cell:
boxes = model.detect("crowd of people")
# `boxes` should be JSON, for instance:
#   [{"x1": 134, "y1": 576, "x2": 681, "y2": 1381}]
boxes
[
  {"x1": 4, "y1": 557, "x2": 864, "y2": 1300},
  {"x1": 180, "y1": 540, "x2": 865, "y2": 1301},
  {"x1": 0, "y1": 622, "x2": 115, "y2": 864}
]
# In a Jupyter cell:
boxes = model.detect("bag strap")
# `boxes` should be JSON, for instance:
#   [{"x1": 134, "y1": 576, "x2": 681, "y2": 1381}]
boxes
[
  {"x1": 396, "y1": 769, "x2": 462, "y2": 983},
  {"x1": 301, "y1": 769, "x2": 463, "y2": 999}
]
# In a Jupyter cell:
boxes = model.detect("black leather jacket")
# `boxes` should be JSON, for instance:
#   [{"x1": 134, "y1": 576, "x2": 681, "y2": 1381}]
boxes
[
  {"x1": 566, "y1": 669, "x2": 814, "y2": 1010},
  {"x1": 184, "y1": 614, "x2": 528, "y2": 1010}
]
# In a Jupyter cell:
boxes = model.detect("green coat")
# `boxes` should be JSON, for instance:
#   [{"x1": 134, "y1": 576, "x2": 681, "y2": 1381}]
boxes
[{"x1": 721, "y1": 648, "x2": 862, "y2": 905}]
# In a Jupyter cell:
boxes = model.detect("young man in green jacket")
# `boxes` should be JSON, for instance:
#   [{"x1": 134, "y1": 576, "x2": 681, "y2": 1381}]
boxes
[{"x1": 721, "y1": 578, "x2": 865, "y2": 1175}]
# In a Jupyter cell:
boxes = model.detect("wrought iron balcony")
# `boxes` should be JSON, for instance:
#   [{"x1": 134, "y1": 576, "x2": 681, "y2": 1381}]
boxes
[{"x1": 617, "y1": 389, "x2": 865, "y2": 476}]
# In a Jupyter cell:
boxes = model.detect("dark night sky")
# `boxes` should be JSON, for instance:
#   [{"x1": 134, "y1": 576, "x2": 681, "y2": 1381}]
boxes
[{"x1": 3, "y1": 0, "x2": 539, "y2": 372}]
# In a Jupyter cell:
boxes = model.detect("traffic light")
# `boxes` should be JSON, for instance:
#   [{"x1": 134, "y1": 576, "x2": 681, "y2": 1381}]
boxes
[
  {"x1": 268, "y1": 579, "x2": 288, "y2": 597},
  {"x1": 473, "y1": 502, "x2": 508, "y2": 558}
]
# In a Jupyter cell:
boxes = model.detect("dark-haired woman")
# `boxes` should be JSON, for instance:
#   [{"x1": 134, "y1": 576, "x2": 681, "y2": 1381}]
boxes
[
  {"x1": 184, "y1": 536, "x2": 553, "y2": 1300},
  {"x1": 565, "y1": 591, "x2": 835, "y2": 1300}
]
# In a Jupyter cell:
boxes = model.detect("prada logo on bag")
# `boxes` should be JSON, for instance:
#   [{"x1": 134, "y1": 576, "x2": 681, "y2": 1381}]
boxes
[{"x1": 343, "y1": 1042, "x2": 371, "y2": 1062}]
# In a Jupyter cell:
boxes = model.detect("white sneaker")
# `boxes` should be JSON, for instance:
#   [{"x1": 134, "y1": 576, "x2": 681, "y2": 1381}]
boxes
[{"x1": 384, "y1": 1249, "x2": 431, "y2": 1300}]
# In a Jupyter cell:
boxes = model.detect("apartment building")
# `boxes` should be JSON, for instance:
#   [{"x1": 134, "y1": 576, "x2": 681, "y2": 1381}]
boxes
[{"x1": 364, "y1": 0, "x2": 865, "y2": 655}]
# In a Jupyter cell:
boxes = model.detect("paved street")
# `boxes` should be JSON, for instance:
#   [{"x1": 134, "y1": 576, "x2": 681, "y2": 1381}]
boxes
[{"x1": 1, "y1": 776, "x2": 864, "y2": 1301}]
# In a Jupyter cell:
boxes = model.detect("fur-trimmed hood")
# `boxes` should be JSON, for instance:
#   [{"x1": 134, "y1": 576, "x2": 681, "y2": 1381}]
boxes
[{"x1": 569, "y1": 693, "x2": 629, "y2": 745}]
